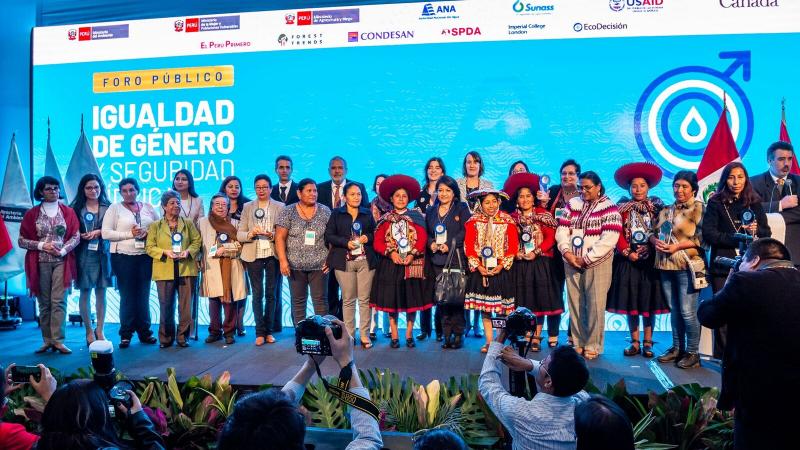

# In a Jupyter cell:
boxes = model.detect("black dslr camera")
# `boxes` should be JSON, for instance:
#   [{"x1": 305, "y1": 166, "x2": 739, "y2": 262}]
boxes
[
  {"x1": 295, "y1": 315, "x2": 343, "y2": 356},
  {"x1": 89, "y1": 340, "x2": 133, "y2": 410},
  {"x1": 715, "y1": 231, "x2": 754, "y2": 273},
  {"x1": 492, "y1": 307, "x2": 537, "y2": 340}
]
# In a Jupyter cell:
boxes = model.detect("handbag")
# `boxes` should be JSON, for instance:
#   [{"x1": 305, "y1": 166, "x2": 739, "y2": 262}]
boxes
[
  {"x1": 680, "y1": 249, "x2": 708, "y2": 290},
  {"x1": 434, "y1": 239, "x2": 466, "y2": 305}
]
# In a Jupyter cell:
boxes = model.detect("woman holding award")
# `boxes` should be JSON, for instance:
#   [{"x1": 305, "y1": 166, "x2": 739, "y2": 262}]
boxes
[
  {"x1": 238, "y1": 174, "x2": 284, "y2": 345},
  {"x1": 199, "y1": 193, "x2": 247, "y2": 345},
  {"x1": 463, "y1": 188, "x2": 519, "y2": 353},
  {"x1": 702, "y1": 162, "x2": 770, "y2": 359},
  {"x1": 146, "y1": 190, "x2": 202, "y2": 348},
  {"x1": 371, "y1": 175, "x2": 430, "y2": 349},
  {"x1": 70, "y1": 174, "x2": 113, "y2": 345},
  {"x1": 555, "y1": 171, "x2": 621, "y2": 360},
  {"x1": 325, "y1": 183, "x2": 377, "y2": 348},
  {"x1": 504, "y1": 173, "x2": 562, "y2": 351}
]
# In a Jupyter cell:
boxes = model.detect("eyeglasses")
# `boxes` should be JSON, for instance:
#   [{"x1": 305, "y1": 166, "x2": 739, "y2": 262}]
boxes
[
  {"x1": 580, "y1": 184, "x2": 596, "y2": 191},
  {"x1": 43, "y1": 186, "x2": 60, "y2": 192},
  {"x1": 255, "y1": 186, "x2": 270, "y2": 190}
]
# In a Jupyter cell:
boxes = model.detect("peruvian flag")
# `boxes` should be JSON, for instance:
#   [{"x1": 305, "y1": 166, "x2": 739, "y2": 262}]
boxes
[
  {"x1": 0, "y1": 215, "x2": 11, "y2": 258},
  {"x1": 697, "y1": 106, "x2": 741, "y2": 202},
  {"x1": 779, "y1": 101, "x2": 800, "y2": 175}
]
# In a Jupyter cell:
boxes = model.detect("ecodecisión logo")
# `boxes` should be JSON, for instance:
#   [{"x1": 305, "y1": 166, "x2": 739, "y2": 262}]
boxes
[{"x1": 573, "y1": 22, "x2": 628, "y2": 32}]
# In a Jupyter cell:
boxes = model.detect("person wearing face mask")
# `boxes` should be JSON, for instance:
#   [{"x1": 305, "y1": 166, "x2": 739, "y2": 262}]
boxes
[
  {"x1": 480, "y1": 327, "x2": 590, "y2": 450},
  {"x1": 19, "y1": 177, "x2": 80, "y2": 354},
  {"x1": 504, "y1": 173, "x2": 562, "y2": 351},
  {"x1": 703, "y1": 162, "x2": 770, "y2": 359},
  {"x1": 555, "y1": 171, "x2": 621, "y2": 360},
  {"x1": 416, "y1": 157, "x2": 446, "y2": 211},
  {"x1": 606, "y1": 163, "x2": 669, "y2": 359},
  {"x1": 370, "y1": 175, "x2": 430, "y2": 349},
  {"x1": 464, "y1": 189, "x2": 519, "y2": 353}
]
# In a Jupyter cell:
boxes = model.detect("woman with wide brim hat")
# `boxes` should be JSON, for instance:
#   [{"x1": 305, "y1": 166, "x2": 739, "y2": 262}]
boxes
[
  {"x1": 370, "y1": 175, "x2": 431, "y2": 349},
  {"x1": 463, "y1": 188, "x2": 519, "y2": 353},
  {"x1": 503, "y1": 173, "x2": 563, "y2": 351},
  {"x1": 607, "y1": 162, "x2": 669, "y2": 358}
]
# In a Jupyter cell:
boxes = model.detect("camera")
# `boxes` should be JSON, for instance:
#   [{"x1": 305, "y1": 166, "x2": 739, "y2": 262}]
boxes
[
  {"x1": 89, "y1": 340, "x2": 133, "y2": 410},
  {"x1": 715, "y1": 256, "x2": 743, "y2": 272},
  {"x1": 10, "y1": 365, "x2": 41, "y2": 383},
  {"x1": 295, "y1": 315, "x2": 343, "y2": 356},
  {"x1": 493, "y1": 307, "x2": 536, "y2": 340}
]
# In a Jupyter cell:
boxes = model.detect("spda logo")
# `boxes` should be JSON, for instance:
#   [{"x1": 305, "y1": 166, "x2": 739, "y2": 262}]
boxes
[{"x1": 634, "y1": 51, "x2": 754, "y2": 176}]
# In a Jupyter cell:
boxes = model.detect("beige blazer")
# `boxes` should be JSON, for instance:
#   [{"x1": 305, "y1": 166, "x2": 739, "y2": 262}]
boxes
[
  {"x1": 236, "y1": 199, "x2": 285, "y2": 262},
  {"x1": 198, "y1": 217, "x2": 248, "y2": 301}
]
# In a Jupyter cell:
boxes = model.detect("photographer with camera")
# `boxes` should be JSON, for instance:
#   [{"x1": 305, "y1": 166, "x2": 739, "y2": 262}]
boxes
[
  {"x1": 702, "y1": 162, "x2": 770, "y2": 359},
  {"x1": 217, "y1": 316, "x2": 382, "y2": 450},
  {"x1": 698, "y1": 238, "x2": 800, "y2": 450},
  {"x1": 479, "y1": 322, "x2": 590, "y2": 449},
  {"x1": 1, "y1": 363, "x2": 57, "y2": 449}
]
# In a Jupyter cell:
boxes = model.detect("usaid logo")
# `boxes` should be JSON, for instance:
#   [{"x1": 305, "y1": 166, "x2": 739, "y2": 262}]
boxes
[{"x1": 610, "y1": 0, "x2": 666, "y2": 12}]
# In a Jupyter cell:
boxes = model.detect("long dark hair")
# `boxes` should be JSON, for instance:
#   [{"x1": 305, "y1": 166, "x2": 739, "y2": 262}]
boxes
[
  {"x1": 172, "y1": 169, "x2": 199, "y2": 198},
  {"x1": 219, "y1": 176, "x2": 252, "y2": 204},
  {"x1": 37, "y1": 380, "x2": 129, "y2": 450},
  {"x1": 713, "y1": 162, "x2": 760, "y2": 206},
  {"x1": 434, "y1": 175, "x2": 461, "y2": 205},
  {"x1": 423, "y1": 157, "x2": 447, "y2": 186},
  {"x1": 372, "y1": 173, "x2": 389, "y2": 194},
  {"x1": 70, "y1": 173, "x2": 111, "y2": 211}
]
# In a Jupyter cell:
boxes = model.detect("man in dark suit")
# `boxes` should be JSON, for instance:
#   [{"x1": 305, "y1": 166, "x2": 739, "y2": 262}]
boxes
[
  {"x1": 698, "y1": 238, "x2": 800, "y2": 449},
  {"x1": 271, "y1": 155, "x2": 299, "y2": 205},
  {"x1": 316, "y1": 156, "x2": 370, "y2": 319},
  {"x1": 749, "y1": 141, "x2": 800, "y2": 267}
]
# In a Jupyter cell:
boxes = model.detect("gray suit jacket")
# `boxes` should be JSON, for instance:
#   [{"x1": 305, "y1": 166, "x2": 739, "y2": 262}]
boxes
[{"x1": 236, "y1": 199, "x2": 285, "y2": 262}]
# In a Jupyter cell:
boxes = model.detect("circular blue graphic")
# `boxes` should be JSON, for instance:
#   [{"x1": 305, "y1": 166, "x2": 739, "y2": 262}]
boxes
[
  {"x1": 634, "y1": 62, "x2": 754, "y2": 178},
  {"x1": 573, "y1": 23, "x2": 583, "y2": 32}
]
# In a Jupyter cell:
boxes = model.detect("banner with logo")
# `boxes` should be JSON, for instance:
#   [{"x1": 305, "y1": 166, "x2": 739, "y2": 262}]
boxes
[{"x1": 30, "y1": 0, "x2": 800, "y2": 327}]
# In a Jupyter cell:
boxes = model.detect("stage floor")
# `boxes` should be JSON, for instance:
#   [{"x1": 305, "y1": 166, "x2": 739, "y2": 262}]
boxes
[{"x1": 0, "y1": 322, "x2": 720, "y2": 394}]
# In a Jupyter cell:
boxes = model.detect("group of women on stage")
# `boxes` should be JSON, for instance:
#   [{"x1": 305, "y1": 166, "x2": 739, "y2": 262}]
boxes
[{"x1": 20, "y1": 151, "x2": 771, "y2": 368}]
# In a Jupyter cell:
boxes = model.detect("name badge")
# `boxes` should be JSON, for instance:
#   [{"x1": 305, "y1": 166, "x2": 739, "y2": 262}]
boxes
[
  {"x1": 171, "y1": 232, "x2": 183, "y2": 253},
  {"x1": 435, "y1": 223, "x2": 447, "y2": 245},
  {"x1": 304, "y1": 230, "x2": 316, "y2": 246},
  {"x1": 521, "y1": 231, "x2": 535, "y2": 254},
  {"x1": 134, "y1": 238, "x2": 145, "y2": 249},
  {"x1": 257, "y1": 238, "x2": 270, "y2": 252},
  {"x1": 88, "y1": 240, "x2": 99, "y2": 251},
  {"x1": 482, "y1": 246, "x2": 497, "y2": 269}
]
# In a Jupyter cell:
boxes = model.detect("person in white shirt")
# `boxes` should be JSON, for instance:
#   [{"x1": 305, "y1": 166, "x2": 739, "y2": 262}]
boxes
[{"x1": 480, "y1": 328, "x2": 590, "y2": 450}]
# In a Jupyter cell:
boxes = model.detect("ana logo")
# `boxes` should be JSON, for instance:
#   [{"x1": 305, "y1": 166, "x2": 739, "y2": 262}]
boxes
[
  {"x1": 348, "y1": 31, "x2": 358, "y2": 42},
  {"x1": 420, "y1": 3, "x2": 459, "y2": 19},
  {"x1": 297, "y1": 11, "x2": 312, "y2": 25},
  {"x1": 513, "y1": 1, "x2": 555, "y2": 14},
  {"x1": 173, "y1": 19, "x2": 184, "y2": 32},
  {"x1": 609, "y1": 0, "x2": 625, "y2": 11},
  {"x1": 441, "y1": 27, "x2": 481, "y2": 36},
  {"x1": 634, "y1": 51, "x2": 754, "y2": 177},
  {"x1": 185, "y1": 18, "x2": 199, "y2": 32},
  {"x1": 278, "y1": 34, "x2": 288, "y2": 46},
  {"x1": 67, "y1": 29, "x2": 77, "y2": 40},
  {"x1": 284, "y1": 13, "x2": 295, "y2": 25},
  {"x1": 719, "y1": 0, "x2": 778, "y2": 7}
]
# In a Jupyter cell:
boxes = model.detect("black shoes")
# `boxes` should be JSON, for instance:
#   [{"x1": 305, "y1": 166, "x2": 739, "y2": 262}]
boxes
[
  {"x1": 140, "y1": 336, "x2": 157, "y2": 345},
  {"x1": 656, "y1": 346, "x2": 681, "y2": 363},
  {"x1": 677, "y1": 352, "x2": 701, "y2": 369},
  {"x1": 390, "y1": 339, "x2": 400, "y2": 348},
  {"x1": 177, "y1": 341, "x2": 189, "y2": 348},
  {"x1": 119, "y1": 339, "x2": 131, "y2": 349},
  {"x1": 368, "y1": 332, "x2": 377, "y2": 341},
  {"x1": 205, "y1": 334, "x2": 222, "y2": 343},
  {"x1": 406, "y1": 338, "x2": 416, "y2": 348},
  {"x1": 225, "y1": 335, "x2": 235, "y2": 345},
  {"x1": 452, "y1": 335, "x2": 463, "y2": 349},
  {"x1": 237, "y1": 330, "x2": 246, "y2": 337},
  {"x1": 416, "y1": 332, "x2": 429, "y2": 341}
]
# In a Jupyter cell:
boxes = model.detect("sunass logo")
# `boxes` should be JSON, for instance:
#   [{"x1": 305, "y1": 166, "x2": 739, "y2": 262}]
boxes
[
  {"x1": 79, "y1": 27, "x2": 92, "y2": 40},
  {"x1": 297, "y1": 11, "x2": 312, "y2": 25},
  {"x1": 185, "y1": 18, "x2": 199, "y2": 32},
  {"x1": 441, "y1": 27, "x2": 481, "y2": 36}
]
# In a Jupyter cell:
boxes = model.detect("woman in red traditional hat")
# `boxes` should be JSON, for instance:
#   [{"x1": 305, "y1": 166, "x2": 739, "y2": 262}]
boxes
[
  {"x1": 504, "y1": 173, "x2": 563, "y2": 351},
  {"x1": 607, "y1": 162, "x2": 670, "y2": 358},
  {"x1": 464, "y1": 189, "x2": 519, "y2": 352},
  {"x1": 371, "y1": 175, "x2": 431, "y2": 348}
]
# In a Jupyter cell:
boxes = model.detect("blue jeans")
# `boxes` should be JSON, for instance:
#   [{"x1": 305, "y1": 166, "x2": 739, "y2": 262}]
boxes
[{"x1": 660, "y1": 270, "x2": 700, "y2": 353}]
